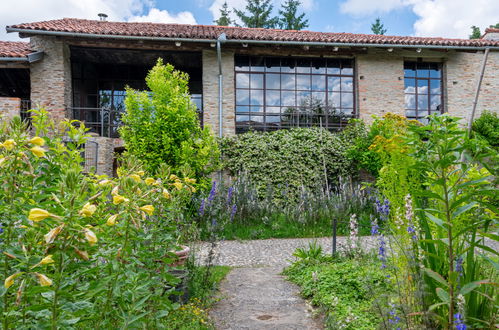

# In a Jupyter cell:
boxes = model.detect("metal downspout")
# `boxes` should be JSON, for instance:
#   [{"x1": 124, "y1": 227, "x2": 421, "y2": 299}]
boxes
[{"x1": 216, "y1": 33, "x2": 227, "y2": 138}]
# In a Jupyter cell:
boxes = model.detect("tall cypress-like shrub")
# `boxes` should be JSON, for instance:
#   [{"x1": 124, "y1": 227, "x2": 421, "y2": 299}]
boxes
[{"x1": 120, "y1": 59, "x2": 220, "y2": 184}]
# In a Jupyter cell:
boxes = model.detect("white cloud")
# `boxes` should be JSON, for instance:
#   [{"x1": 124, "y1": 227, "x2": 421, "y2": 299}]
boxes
[
  {"x1": 340, "y1": 0, "x2": 406, "y2": 15},
  {"x1": 1, "y1": 0, "x2": 196, "y2": 41},
  {"x1": 128, "y1": 8, "x2": 197, "y2": 24},
  {"x1": 339, "y1": 0, "x2": 499, "y2": 38}
]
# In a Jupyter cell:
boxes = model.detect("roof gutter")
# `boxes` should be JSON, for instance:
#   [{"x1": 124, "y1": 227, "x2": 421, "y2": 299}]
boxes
[
  {"x1": 7, "y1": 27, "x2": 499, "y2": 50},
  {"x1": 216, "y1": 33, "x2": 227, "y2": 139},
  {"x1": 0, "y1": 51, "x2": 44, "y2": 63},
  {"x1": 0, "y1": 56, "x2": 28, "y2": 62}
]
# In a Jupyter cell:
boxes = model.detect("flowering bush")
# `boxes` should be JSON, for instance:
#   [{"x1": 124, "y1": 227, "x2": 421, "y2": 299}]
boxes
[{"x1": 0, "y1": 111, "x2": 197, "y2": 328}]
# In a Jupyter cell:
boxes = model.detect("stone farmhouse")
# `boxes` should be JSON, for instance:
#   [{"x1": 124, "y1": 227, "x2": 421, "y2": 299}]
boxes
[{"x1": 0, "y1": 18, "x2": 498, "y2": 175}]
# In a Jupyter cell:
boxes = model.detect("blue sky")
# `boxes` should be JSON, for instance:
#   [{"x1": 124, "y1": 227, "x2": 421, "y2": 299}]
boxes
[{"x1": 1, "y1": 0, "x2": 498, "y2": 41}]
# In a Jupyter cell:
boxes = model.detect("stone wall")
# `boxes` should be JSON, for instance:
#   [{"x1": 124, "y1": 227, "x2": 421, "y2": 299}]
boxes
[
  {"x1": 29, "y1": 36, "x2": 72, "y2": 122},
  {"x1": 0, "y1": 97, "x2": 21, "y2": 121},
  {"x1": 85, "y1": 135, "x2": 115, "y2": 176},
  {"x1": 202, "y1": 49, "x2": 236, "y2": 136}
]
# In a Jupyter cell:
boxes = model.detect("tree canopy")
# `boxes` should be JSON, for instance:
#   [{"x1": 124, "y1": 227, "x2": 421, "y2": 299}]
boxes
[
  {"x1": 371, "y1": 18, "x2": 387, "y2": 35},
  {"x1": 278, "y1": 0, "x2": 309, "y2": 30},
  {"x1": 214, "y1": 2, "x2": 234, "y2": 26},
  {"x1": 234, "y1": 0, "x2": 278, "y2": 28}
]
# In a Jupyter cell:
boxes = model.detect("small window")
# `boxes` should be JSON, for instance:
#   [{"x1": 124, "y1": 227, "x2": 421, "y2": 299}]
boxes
[{"x1": 404, "y1": 61, "x2": 443, "y2": 122}]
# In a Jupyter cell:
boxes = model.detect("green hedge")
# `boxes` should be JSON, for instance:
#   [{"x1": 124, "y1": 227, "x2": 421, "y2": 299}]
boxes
[{"x1": 220, "y1": 127, "x2": 358, "y2": 202}]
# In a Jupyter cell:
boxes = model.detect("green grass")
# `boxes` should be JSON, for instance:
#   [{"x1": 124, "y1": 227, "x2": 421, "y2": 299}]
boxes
[
  {"x1": 200, "y1": 213, "x2": 373, "y2": 240},
  {"x1": 283, "y1": 254, "x2": 393, "y2": 330},
  {"x1": 164, "y1": 265, "x2": 231, "y2": 329}
]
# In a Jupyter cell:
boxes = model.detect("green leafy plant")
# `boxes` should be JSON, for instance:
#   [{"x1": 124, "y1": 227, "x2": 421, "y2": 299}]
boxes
[
  {"x1": 293, "y1": 241, "x2": 323, "y2": 262},
  {"x1": 120, "y1": 59, "x2": 220, "y2": 185},
  {"x1": 472, "y1": 110, "x2": 499, "y2": 148}
]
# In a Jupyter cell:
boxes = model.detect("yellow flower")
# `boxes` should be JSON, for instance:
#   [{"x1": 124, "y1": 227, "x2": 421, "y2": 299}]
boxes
[
  {"x1": 30, "y1": 146, "x2": 46, "y2": 158},
  {"x1": 129, "y1": 174, "x2": 141, "y2": 183},
  {"x1": 106, "y1": 214, "x2": 118, "y2": 226},
  {"x1": 40, "y1": 255, "x2": 54, "y2": 265},
  {"x1": 79, "y1": 202, "x2": 97, "y2": 217},
  {"x1": 145, "y1": 177, "x2": 156, "y2": 185},
  {"x1": 112, "y1": 195, "x2": 128, "y2": 205},
  {"x1": 4, "y1": 272, "x2": 22, "y2": 289},
  {"x1": 136, "y1": 170, "x2": 145, "y2": 177},
  {"x1": 44, "y1": 224, "x2": 64, "y2": 244},
  {"x1": 173, "y1": 181, "x2": 183, "y2": 190},
  {"x1": 139, "y1": 205, "x2": 154, "y2": 216},
  {"x1": 169, "y1": 174, "x2": 179, "y2": 181},
  {"x1": 162, "y1": 189, "x2": 171, "y2": 199},
  {"x1": 83, "y1": 228, "x2": 97, "y2": 246},
  {"x1": 34, "y1": 273, "x2": 52, "y2": 286},
  {"x1": 184, "y1": 178, "x2": 196, "y2": 184},
  {"x1": 29, "y1": 136, "x2": 45, "y2": 146},
  {"x1": 28, "y1": 208, "x2": 50, "y2": 222},
  {"x1": 1, "y1": 139, "x2": 16, "y2": 151}
]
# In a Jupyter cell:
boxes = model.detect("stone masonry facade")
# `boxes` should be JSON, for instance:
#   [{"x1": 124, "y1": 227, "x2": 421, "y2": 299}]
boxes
[
  {"x1": 0, "y1": 97, "x2": 21, "y2": 121},
  {"x1": 12, "y1": 36, "x2": 498, "y2": 176}
]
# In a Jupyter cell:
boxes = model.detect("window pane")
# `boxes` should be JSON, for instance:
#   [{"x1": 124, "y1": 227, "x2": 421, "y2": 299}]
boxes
[
  {"x1": 250, "y1": 106, "x2": 263, "y2": 113},
  {"x1": 404, "y1": 62, "x2": 416, "y2": 77},
  {"x1": 266, "y1": 115, "x2": 281, "y2": 123},
  {"x1": 405, "y1": 94, "x2": 416, "y2": 109},
  {"x1": 250, "y1": 57, "x2": 265, "y2": 71},
  {"x1": 328, "y1": 76, "x2": 341, "y2": 92},
  {"x1": 236, "y1": 73, "x2": 249, "y2": 88},
  {"x1": 417, "y1": 79, "x2": 428, "y2": 94},
  {"x1": 417, "y1": 64, "x2": 429, "y2": 77},
  {"x1": 266, "y1": 73, "x2": 281, "y2": 89},
  {"x1": 418, "y1": 95, "x2": 429, "y2": 110},
  {"x1": 236, "y1": 89, "x2": 249, "y2": 105},
  {"x1": 430, "y1": 79, "x2": 441, "y2": 94},
  {"x1": 250, "y1": 74, "x2": 264, "y2": 89},
  {"x1": 341, "y1": 77, "x2": 354, "y2": 91},
  {"x1": 312, "y1": 58, "x2": 326, "y2": 73},
  {"x1": 297, "y1": 91, "x2": 311, "y2": 105},
  {"x1": 327, "y1": 59, "x2": 341, "y2": 75},
  {"x1": 312, "y1": 92, "x2": 326, "y2": 105},
  {"x1": 266, "y1": 90, "x2": 281, "y2": 106},
  {"x1": 341, "y1": 92, "x2": 353, "y2": 108},
  {"x1": 236, "y1": 105, "x2": 250, "y2": 113},
  {"x1": 297, "y1": 75, "x2": 311, "y2": 90},
  {"x1": 235, "y1": 56, "x2": 250, "y2": 71},
  {"x1": 281, "y1": 58, "x2": 296, "y2": 73},
  {"x1": 405, "y1": 110, "x2": 416, "y2": 118},
  {"x1": 328, "y1": 92, "x2": 341, "y2": 107},
  {"x1": 430, "y1": 95, "x2": 442, "y2": 111},
  {"x1": 341, "y1": 61, "x2": 353, "y2": 75},
  {"x1": 281, "y1": 74, "x2": 295, "y2": 90},
  {"x1": 296, "y1": 58, "x2": 311, "y2": 73},
  {"x1": 266, "y1": 57, "x2": 280, "y2": 72},
  {"x1": 236, "y1": 114, "x2": 249, "y2": 122},
  {"x1": 250, "y1": 115, "x2": 264, "y2": 123},
  {"x1": 311, "y1": 75, "x2": 326, "y2": 91},
  {"x1": 404, "y1": 78, "x2": 416, "y2": 93},
  {"x1": 429, "y1": 63, "x2": 441, "y2": 78},
  {"x1": 266, "y1": 106, "x2": 281, "y2": 114},
  {"x1": 281, "y1": 91, "x2": 295, "y2": 106},
  {"x1": 250, "y1": 90, "x2": 263, "y2": 105}
]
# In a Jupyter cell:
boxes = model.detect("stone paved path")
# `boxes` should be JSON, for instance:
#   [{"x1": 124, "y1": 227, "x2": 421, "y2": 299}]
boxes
[{"x1": 195, "y1": 237, "x2": 375, "y2": 330}]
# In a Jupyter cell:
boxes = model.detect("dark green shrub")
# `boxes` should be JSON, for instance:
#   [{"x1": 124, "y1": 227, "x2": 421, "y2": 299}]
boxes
[
  {"x1": 120, "y1": 59, "x2": 220, "y2": 184},
  {"x1": 220, "y1": 127, "x2": 357, "y2": 202},
  {"x1": 472, "y1": 110, "x2": 499, "y2": 147}
]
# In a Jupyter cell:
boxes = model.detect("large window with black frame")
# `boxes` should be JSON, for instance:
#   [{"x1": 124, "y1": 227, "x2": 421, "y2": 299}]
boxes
[
  {"x1": 234, "y1": 56, "x2": 355, "y2": 133},
  {"x1": 404, "y1": 61, "x2": 443, "y2": 122}
]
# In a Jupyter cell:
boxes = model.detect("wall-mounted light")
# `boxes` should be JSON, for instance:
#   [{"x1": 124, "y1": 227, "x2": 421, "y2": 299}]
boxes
[
  {"x1": 333, "y1": 47, "x2": 339, "y2": 51},
  {"x1": 303, "y1": 45, "x2": 310, "y2": 50},
  {"x1": 387, "y1": 48, "x2": 393, "y2": 52},
  {"x1": 210, "y1": 43, "x2": 216, "y2": 47},
  {"x1": 242, "y1": 43, "x2": 248, "y2": 47},
  {"x1": 175, "y1": 41, "x2": 182, "y2": 47},
  {"x1": 416, "y1": 48, "x2": 422, "y2": 53}
]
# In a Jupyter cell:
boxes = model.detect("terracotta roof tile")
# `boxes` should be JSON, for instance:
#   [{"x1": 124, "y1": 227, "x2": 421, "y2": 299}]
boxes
[
  {"x1": 484, "y1": 27, "x2": 499, "y2": 34},
  {"x1": 0, "y1": 41, "x2": 32, "y2": 58},
  {"x1": 7, "y1": 18, "x2": 499, "y2": 48}
]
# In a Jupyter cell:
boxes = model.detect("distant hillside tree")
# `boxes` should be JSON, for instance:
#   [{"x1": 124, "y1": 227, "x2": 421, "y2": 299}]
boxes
[
  {"x1": 214, "y1": 2, "x2": 234, "y2": 26},
  {"x1": 278, "y1": 0, "x2": 309, "y2": 30},
  {"x1": 469, "y1": 26, "x2": 481, "y2": 39},
  {"x1": 371, "y1": 18, "x2": 387, "y2": 35},
  {"x1": 234, "y1": 0, "x2": 278, "y2": 28}
]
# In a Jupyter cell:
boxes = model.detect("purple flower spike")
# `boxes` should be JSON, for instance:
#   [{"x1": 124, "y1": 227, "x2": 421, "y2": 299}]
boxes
[
  {"x1": 198, "y1": 199, "x2": 206, "y2": 216},
  {"x1": 454, "y1": 313, "x2": 467, "y2": 330}
]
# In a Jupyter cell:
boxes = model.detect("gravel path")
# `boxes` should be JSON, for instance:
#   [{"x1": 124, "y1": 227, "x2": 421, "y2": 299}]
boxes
[
  {"x1": 193, "y1": 236, "x2": 376, "y2": 268},
  {"x1": 197, "y1": 237, "x2": 374, "y2": 330}
]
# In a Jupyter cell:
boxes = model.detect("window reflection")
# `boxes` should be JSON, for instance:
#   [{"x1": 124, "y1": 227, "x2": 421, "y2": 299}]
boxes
[
  {"x1": 404, "y1": 61, "x2": 443, "y2": 121},
  {"x1": 235, "y1": 56, "x2": 355, "y2": 132}
]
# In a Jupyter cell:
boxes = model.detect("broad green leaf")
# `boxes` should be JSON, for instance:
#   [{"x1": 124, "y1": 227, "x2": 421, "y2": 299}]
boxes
[
  {"x1": 452, "y1": 202, "x2": 477, "y2": 218},
  {"x1": 424, "y1": 269, "x2": 449, "y2": 287},
  {"x1": 436, "y1": 287, "x2": 450, "y2": 303},
  {"x1": 424, "y1": 211, "x2": 445, "y2": 228},
  {"x1": 429, "y1": 302, "x2": 448, "y2": 311},
  {"x1": 459, "y1": 280, "x2": 491, "y2": 295}
]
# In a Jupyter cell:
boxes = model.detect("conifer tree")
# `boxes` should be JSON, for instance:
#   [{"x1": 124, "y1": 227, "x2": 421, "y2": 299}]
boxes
[
  {"x1": 469, "y1": 26, "x2": 481, "y2": 39},
  {"x1": 214, "y1": 2, "x2": 234, "y2": 26},
  {"x1": 234, "y1": 0, "x2": 278, "y2": 28},
  {"x1": 371, "y1": 18, "x2": 387, "y2": 35},
  {"x1": 278, "y1": 0, "x2": 309, "y2": 30}
]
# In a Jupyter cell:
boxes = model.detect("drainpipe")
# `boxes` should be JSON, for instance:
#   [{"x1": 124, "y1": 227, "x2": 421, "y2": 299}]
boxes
[
  {"x1": 216, "y1": 33, "x2": 227, "y2": 138},
  {"x1": 467, "y1": 47, "x2": 490, "y2": 135}
]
